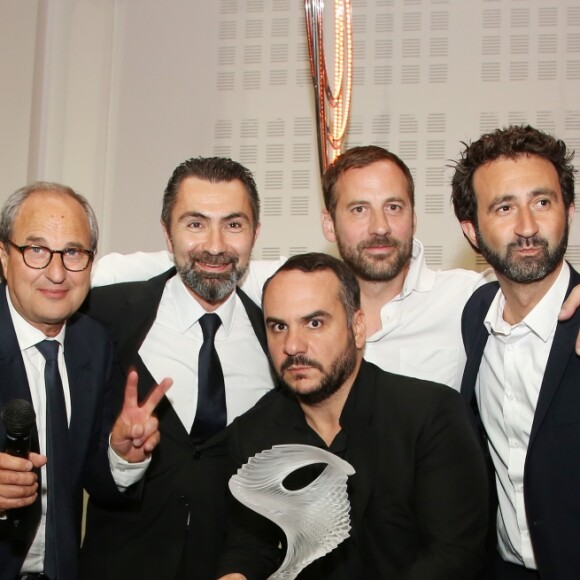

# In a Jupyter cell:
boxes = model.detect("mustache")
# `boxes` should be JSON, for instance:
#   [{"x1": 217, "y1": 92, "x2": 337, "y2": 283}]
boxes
[
  {"x1": 188, "y1": 251, "x2": 239, "y2": 267},
  {"x1": 280, "y1": 355, "x2": 324, "y2": 373},
  {"x1": 358, "y1": 234, "x2": 401, "y2": 250},
  {"x1": 509, "y1": 236, "x2": 549, "y2": 251}
]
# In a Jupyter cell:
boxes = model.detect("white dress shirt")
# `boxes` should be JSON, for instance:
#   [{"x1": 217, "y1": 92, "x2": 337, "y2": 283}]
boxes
[
  {"x1": 363, "y1": 239, "x2": 494, "y2": 391},
  {"x1": 138, "y1": 275, "x2": 275, "y2": 431},
  {"x1": 476, "y1": 262, "x2": 570, "y2": 569},
  {"x1": 93, "y1": 241, "x2": 493, "y2": 392}
]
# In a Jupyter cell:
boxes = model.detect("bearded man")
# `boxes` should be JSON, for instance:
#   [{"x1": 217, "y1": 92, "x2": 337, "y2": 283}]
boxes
[
  {"x1": 217, "y1": 252, "x2": 488, "y2": 580},
  {"x1": 79, "y1": 157, "x2": 275, "y2": 580},
  {"x1": 452, "y1": 125, "x2": 580, "y2": 580}
]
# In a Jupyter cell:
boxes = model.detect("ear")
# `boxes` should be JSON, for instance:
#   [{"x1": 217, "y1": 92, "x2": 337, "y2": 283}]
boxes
[
  {"x1": 0, "y1": 242, "x2": 8, "y2": 278},
  {"x1": 252, "y1": 222, "x2": 261, "y2": 247},
  {"x1": 461, "y1": 221, "x2": 478, "y2": 250},
  {"x1": 321, "y1": 210, "x2": 337, "y2": 243},
  {"x1": 352, "y1": 309, "x2": 366, "y2": 349},
  {"x1": 412, "y1": 211, "x2": 417, "y2": 235},
  {"x1": 567, "y1": 202, "x2": 575, "y2": 225},
  {"x1": 161, "y1": 220, "x2": 174, "y2": 254}
]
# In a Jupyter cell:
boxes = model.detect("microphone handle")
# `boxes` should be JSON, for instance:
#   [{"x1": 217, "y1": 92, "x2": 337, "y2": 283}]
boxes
[{"x1": 4, "y1": 431, "x2": 34, "y2": 531}]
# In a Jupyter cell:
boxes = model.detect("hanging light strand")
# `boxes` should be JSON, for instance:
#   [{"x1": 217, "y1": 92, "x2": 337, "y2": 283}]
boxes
[{"x1": 305, "y1": 0, "x2": 353, "y2": 173}]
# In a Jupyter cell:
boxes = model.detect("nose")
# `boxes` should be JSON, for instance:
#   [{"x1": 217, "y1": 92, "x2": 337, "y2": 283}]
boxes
[
  {"x1": 283, "y1": 326, "x2": 307, "y2": 357},
  {"x1": 515, "y1": 207, "x2": 539, "y2": 239},
  {"x1": 368, "y1": 208, "x2": 391, "y2": 236},
  {"x1": 44, "y1": 252, "x2": 67, "y2": 284},
  {"x1": 204, "y1": 225, "x2": 227, "y2": 254}
]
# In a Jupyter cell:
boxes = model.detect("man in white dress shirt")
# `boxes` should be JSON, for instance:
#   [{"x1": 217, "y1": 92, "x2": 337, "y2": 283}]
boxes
[
  {"x1": 452, "y1": 125, "x2": 580, "y2": 579},
  {"x1": 0, "y1": 182, "x2": 169, "y2": 580},
  {"x1": 80, "y1": 157, "x2": 275, "y2": 580}
]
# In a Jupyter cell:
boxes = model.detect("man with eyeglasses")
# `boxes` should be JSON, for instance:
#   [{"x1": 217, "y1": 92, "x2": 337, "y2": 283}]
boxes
[{"x1": 0, "y1": 182, "x2": 171, "y2": 580}]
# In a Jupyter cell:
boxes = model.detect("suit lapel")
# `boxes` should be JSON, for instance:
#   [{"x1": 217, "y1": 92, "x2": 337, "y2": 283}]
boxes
[
  {"x1": 530, "y1": 268, "x2": 580, "y2": 444},
  {"x1": 64, "y1": 316, "x2": 100, "y2": 467},
  {"x1": 236, "y1": 287, "x2": 269, "y2": 357},
  {"x1": 0, "y1": 286, "x2": 34, "y2": 407},
  {"x1": 114, "y1": 269, "x2": 192, "y2": 442}
]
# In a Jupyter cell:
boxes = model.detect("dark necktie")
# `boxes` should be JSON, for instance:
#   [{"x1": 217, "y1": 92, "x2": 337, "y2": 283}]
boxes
[
  {"x1": 36, "y1": 339, "x2": 73, "y2": 579},
  {"x1": 190, "y1": 314, "x2": 227, "y2": 443}
]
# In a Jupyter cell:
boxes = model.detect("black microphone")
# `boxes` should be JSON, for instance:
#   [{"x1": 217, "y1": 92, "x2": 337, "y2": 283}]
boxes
[{"x1": 1, "y1": 399, "x2": 36, "y2": 530}]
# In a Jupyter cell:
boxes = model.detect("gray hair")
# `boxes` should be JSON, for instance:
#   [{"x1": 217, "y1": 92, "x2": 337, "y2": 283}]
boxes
[{"x1": 0, "y1": 182, "x2": 99, "y2": 251}]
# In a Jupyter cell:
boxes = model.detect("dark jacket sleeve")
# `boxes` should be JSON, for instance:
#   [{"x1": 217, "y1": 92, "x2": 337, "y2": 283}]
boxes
[{"x1": 395, "y1": 389, "x2": 488, "y2": 579}]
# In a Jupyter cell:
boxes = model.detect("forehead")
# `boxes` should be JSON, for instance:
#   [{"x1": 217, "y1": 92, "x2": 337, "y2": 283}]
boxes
[
  {"x1": 13, "y1": 191, "x2": 90, "y2": 243},
  {"x1": 473, "y1": 155, "x2": 561, "y2": 201},
  {"x1": 173, "y1": 176, "x2": 253, "y2": 219},
  {"x1": 335, "y1": 160, "x2": 411, "y2": 204},
  {"x1": 264, "y1": 269, "x2": 343, "y2": 317}
]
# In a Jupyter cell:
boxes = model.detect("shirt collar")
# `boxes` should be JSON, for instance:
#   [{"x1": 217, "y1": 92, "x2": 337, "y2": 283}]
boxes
[
  {"x1": 169, "y1": 274, "x2": 237, "y2": 335},
  {"x1": 5, "y1": 286, "x2": 66, "y2": 351},
  {"x1": 484, "y1": 262, "x2": 570, "y2": 342},
  {"x1": 398, "y1": 238, "x2": 436, "y2": 298}
]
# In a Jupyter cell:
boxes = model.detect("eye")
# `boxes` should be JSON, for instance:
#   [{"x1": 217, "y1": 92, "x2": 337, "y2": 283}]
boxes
[
  {"x1": 307, "y1": 319, "x2": 323, "y2": 329},
  {"x1": 29, "y1": 245, "x2": 48, "y2": 255},
  {"x1": 385, "y1": 203, "x2": 403, "y2": 214},
  {"x1": 63, "y1": 248, "x2": 81, "y2": 258},
  {"x1": 227, "y1": 221, "x2": 243, "y2": 230},
  {"x1": 268, "y1": 322, "x2": 287, "y2": 333},
  {"x1": 186, "y1": 220, "x2": 203, "y2": 229},
  {"x1": 350, "y1": 205, "x2": 366, "y2": 215}
]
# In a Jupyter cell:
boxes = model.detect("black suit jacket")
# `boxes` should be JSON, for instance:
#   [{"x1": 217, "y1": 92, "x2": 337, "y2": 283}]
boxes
[
  {"x1": 0, "y1": 285, "x2": 121, "y2": 580},
  {"x1": 218, "y1": 360, "x2": 489, "y2": 580},
  {"x1": 80, "y1": 269, "x2": 271, "y2": 580},
  {"x1": 460, "y1": 264, "x2": 580, "y2": 580}
]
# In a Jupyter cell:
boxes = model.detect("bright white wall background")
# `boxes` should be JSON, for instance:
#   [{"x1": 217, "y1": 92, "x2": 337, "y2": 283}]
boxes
[{"x1": 1, "y1": 0, "x2": 579, "y2": 271}]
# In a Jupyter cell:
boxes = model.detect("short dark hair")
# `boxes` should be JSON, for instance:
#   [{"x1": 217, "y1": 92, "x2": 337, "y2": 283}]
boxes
[
  {"x1": 0, "y1": 182, "x2": 99, "y2": 251},
  {"x1": 322, "y1": 145, "x2": 415, "y2": 217},
  {"x1": 262, "y1": 252, "x2": 361, "y2": 324},
  {"x1": 161, "y1": 156, "x2": 260, "y2": 231},
  {"x1": 451, "y1": 125, "x2": 576, "y2": 224}
]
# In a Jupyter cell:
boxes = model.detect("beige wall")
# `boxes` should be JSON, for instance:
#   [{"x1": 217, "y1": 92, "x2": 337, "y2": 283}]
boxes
[{"x1": 1, "y1": 0, "x2": 579, "y2": 269}]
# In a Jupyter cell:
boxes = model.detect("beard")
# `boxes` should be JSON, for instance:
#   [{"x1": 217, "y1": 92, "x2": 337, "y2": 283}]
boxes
[
  {"x1": 475, "y1": 221, "x2": 568, "y2": 284},
  {"x1": 175, "y1": 250, "x2": 248, "y2": 304},
  {"x1": 277, "y1": 334, "x2": 358, "y2": 405},
  {"x1": 336, "y1": 233, "x2": 413, "y2": 282}
]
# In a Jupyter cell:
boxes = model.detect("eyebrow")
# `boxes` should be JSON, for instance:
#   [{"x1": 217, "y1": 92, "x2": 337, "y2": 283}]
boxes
[
  {"x1": 345, "y1": 196, "x2": 407, "y2": 209},
  {"x1": 23, "y1": 235, "x2": 87, "y2": 249},
  {"x1": 265, "y1": 309, "x2": 331, "y2": 326},
  {"x1": 177, "y1": 211, "x2": 251, "y2": 222},
  {"x1": 487, "y1": 187, "x2": 558, "y2": 211}
]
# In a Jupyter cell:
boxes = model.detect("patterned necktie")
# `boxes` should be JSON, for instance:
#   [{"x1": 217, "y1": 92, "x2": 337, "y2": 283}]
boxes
[
  {"x1": 190, "y1": 314, "x2": 227, "y2": 443},
  {"x1": 36, "y1": 339, "x2": 73, "y2": 579}
]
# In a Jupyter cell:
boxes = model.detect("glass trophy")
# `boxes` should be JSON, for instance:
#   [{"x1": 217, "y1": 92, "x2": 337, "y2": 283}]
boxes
[{"x1": 228, "y1": 444, "x2": 355, "y2": 579}]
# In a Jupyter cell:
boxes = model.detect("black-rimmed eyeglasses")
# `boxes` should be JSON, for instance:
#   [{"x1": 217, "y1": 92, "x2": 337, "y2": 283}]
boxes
[{"x1": 7, "y1": 241, "x2": 94, "y2": 272}]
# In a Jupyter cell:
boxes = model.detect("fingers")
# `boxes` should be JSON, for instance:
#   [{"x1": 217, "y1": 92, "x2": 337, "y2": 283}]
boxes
[
  {"x1": 122, "y1": 369, "x2": 140, "y2": 409},
  {"x1": 130, "y1": 416, "x2": 159, "y2": 449},
  {"x1": 0, "y1": 452, "x2": 42, "y2": 511},
  {"x1": 122, "y1": 371, "x2": 172, "y2": 416},
  {"x1": 141, "y1": 377, "x2": 173, "y2": 415}
]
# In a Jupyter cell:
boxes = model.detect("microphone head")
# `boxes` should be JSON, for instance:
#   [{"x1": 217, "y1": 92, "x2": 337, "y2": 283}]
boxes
[{"x1": 1, "y1": 399, "x2": 36, "y2": 436}]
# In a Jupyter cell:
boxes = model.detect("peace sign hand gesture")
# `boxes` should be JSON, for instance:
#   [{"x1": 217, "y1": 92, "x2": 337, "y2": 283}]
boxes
[{"x1": 110, "y1": 369, "x2": 173, "y2": 463}]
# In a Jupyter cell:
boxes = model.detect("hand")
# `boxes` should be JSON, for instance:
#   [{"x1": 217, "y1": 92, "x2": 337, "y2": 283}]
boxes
[
  {"x1": 0, "y1": 451, "x2": 47, "y2": 511},
  {"x1": 110, "y1": 370, "x2": 173, "y2": 463},
  {"x1": 558, "y1": 284, "x2": 580, "y2": 354}
]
